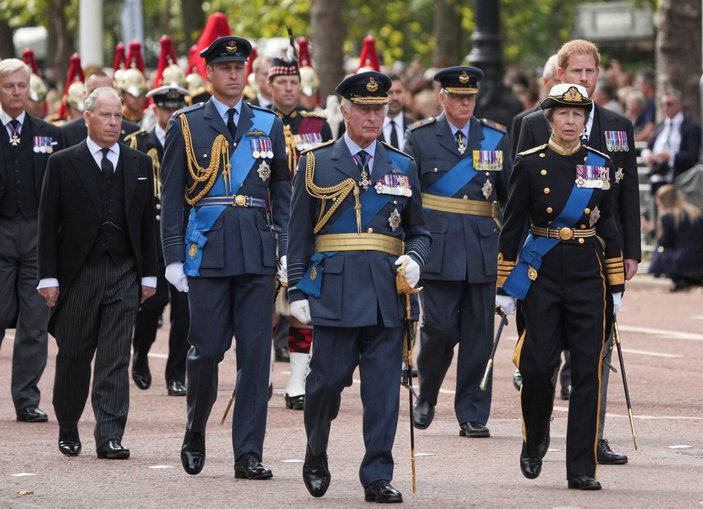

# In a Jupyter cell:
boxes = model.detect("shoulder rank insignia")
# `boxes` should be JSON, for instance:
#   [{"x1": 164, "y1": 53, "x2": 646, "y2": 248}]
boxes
[
  {"x1": 299, "y1": 139, "x2": 335, "y2": 156},
  {"x1": 409, "y1": 117, "x2": 436, "y2": 130},
  {"x1": 300, "y1": 110, "x2": 327, "y2": 119},
  {"x1": 517, "y1": 143, "x2": 548, "y2": 157},
  {"x1": 380, "y1": 140, "x2": 414, "y2": 159},
  {"x1": 480, "y1": 118, "x2": 507, "y2": 133},
  {"x1": 585, "y1": 145, "x2": 611, "y2": 160},
  {"x1": 123, "y1": 129, "x2": 148, "y2": 150}
]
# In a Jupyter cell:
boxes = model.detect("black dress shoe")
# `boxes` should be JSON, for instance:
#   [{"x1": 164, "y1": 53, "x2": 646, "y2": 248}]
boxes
[
  {"x1": 412, "y1": 399, "x2": 435, "y2": 430},
  {"x1": 97, "y1": 439, "x2": 130, "y2": 459},
  {"x1": 520, "y1": 444, "x2": 542, "y2": 479},
  {"x1": 568, "y1": 475, "x2": 602, "y2": 490},
  {"x1": 302, "y1": 447, "x2": 330, "y2": 498},
  {"x1": 181, "y1": 430, "x2": 206, "y2": 475},
  {"x1": 16, "y1": 406, "x2": 48, "y2": 422},
  {"x1": 536, "y1": 422, "x2": 551, "y2": 459},
  {"x1": 459, "y1": 421, "x2": 490, "y2": 438},
  {"x1": 560, "y1": 384, "x2": 571, "y2": 400},
  {"x1": 275, "y1": 347, "x2": 290, "y2": 362},
  {"x1": 597, "y1": 439, "x2": 628, "y2": 465},
  {"x1": 167, "y1": 380, "x2": 187, "y2": 396},
  {"x1": 132, "y1": 352, "x2": 151, "y2": 390},
  {"x1": 58, "y1": 437, "x2": 81, "y2": 457},
  {"x1": 234, "y1": 453, "x2": 273, "y2": 480},
  {"x1": 364, "y1": 480, "x2": 403, "y2": 503},
  {"x1": 285, "y1": 394, "x2": 304, "y2": 410}
]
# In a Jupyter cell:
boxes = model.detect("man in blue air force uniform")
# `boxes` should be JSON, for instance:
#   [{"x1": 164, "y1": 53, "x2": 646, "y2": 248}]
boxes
[
  {"x1": 159, "y1": 36, "x2": 291, "y2": 479},
  {"x1": 404, "y1": 66, "x2": 512, "y2": 438},
  {"x1": 287, "y1": 71, "x2": 430, "y2": 503}
]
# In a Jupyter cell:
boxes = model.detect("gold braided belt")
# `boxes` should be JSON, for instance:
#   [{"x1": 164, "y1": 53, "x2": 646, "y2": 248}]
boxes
[
  {"x1": 421, "y1": 192, "x2": 496, "y2": 217},
  {"x1": 315, "y1": 233, "x2": 404, "y2": 256},
  {"x1": 531, "y1": 225, "x2": 596, "y2": 241}
]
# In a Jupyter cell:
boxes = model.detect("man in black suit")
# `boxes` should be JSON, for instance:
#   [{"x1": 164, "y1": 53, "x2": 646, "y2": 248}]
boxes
[
  {"x1": 0, "y1": 58, "x2": 63, "y2": 423},
  {"x1": 516, "y1": 39, "x2": 641, "y2": 466},
  {"x1": 126, "y1": 85, "x2": 191, "y2": 397},
  {"x1": 381, "y1": 74, "x2": 413, "y2": 151},
  {"x1": 642, "y1": 88, "x2": 701, "y2": 196},
  {"x1": 38, "y1": 87, "x2": 158, "y2": 459},
  {"x1": 60, "y1": 71, "x2": 140, "y2": 148}
]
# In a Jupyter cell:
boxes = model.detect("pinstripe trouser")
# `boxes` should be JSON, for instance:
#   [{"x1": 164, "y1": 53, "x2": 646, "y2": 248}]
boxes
[{"x1": 52, "y1": 256, "x2": 139, "y2": 446}]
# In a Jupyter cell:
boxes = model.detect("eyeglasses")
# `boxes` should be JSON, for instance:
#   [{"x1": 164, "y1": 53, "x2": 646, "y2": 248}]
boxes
[{"x1": 661, "y1": 101, "x2": 677, "y2": 107}]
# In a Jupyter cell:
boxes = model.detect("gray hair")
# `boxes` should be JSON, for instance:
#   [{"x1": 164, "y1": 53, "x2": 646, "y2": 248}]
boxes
[
  {"x1": 85, "y1": 87, "x2": 121, "y2": 112},
  {"x1": 542, "y1": 54, "x2": 558, "y2": 81},
  {"x1": 0, "y1": 58, "x2": 31, "y2": 81}
]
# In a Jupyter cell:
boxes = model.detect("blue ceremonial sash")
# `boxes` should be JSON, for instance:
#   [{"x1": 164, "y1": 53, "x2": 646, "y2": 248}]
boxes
[
  {"x1": 297, "y1": 148, "x2": 411, "y2": 297},
  {"x1": 502, "y1": 149, "x2": 606, "y2": 300},
  {"x1": 184, "y1": 110, "x2": 275, "y2": 276},
  {"x1": 426, "y1": 124, "x2": 503, "y2": 197}
]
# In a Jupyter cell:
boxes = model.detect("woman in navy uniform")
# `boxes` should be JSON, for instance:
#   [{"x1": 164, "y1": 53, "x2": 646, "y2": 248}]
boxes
[
  {"x1": 287, "y1": 71, "x2": 430, "y2": 503},
  {"x1": 496, "y1": 84, "x2": 625, "y2": 490}
]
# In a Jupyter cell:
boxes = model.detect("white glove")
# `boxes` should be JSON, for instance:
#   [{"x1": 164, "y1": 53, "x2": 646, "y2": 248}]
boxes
[
  {"x1": 165, "y1": 262, "x2": 189, "y2": 293},
  {"x1": 290, "y1": 299, "x2": 311, "y2": 325},
  {"x1": 496, "y1": 295, "x2": 516, "y2": 316},
  {"x1": 277, "y1": 255, "x2": 288, "y2": 285},
  {"x1": 394, "y1": 255, "x2": 420, "y2": 288},
  {"x1": 612, "y1": 291, "x2": 623, "y2": 316}
]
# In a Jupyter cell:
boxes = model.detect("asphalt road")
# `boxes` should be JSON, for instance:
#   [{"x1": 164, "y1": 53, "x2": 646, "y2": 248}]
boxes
[{"x1": 1, "y1": 274, "x2": 702, "y2": 508}]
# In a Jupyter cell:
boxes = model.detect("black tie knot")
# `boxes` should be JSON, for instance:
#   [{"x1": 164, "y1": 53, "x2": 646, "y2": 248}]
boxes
[
  {"x1": 227, "y1": 108, "x2": 237, "y2": 139},
  {"x1": 357, "y1": 150, "x2": 368, "y2": 167},
  {"x1": 100, "y1": 148, "x2": 114, "y2": 175},
  {"x1": 389, "y1": 119, "x2": 399, "y2": 148}
]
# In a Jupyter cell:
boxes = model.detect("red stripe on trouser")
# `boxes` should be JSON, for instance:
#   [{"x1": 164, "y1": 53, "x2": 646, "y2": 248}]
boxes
[{"x1": 288, "y1": 326, "x2": 312, "y2": 353}]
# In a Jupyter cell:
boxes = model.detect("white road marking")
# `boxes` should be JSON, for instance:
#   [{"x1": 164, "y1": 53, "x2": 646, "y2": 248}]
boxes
[
  {"x1": 553, "y1": 406, "x2": 703, "y2": 420},
  {"x1": 617, "y1": 325, "x2": 703, "y2": 341},
  {"x1": 621, "y1": 348, "x2": 682, "y2": 358},
  {"x1": 281, "y1": 459, "x2": 304, "y2": 463},
  {"x1": 414, "y1": 452, "x2": 435, "y2": 457},
  {"x1": 148, "y1": 465, "x2": 174, "y2": 469},
  {"x1": 668, "y1": 445, "x2": 692, "y2": 449},
  {"x1": 11, "y1": 473, "x2": 36, "y2": 477}
]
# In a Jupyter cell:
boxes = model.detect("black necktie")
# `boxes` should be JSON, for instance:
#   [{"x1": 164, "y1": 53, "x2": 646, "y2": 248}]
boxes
[
  {"x1": 455, "y1": 131, "x2": 466, "y2": 155},
  {"x1": 100, "y1": 148, "x2": 114, "y2": 175},
  {"x1": 227, "y1": 108, "x2": 237, "y2": 139},
  {"x1": 356, "y1": 150, "x2": 371, "y2": 190},
  {"x1": 389, "y1": 119, "x2": 399, "y2": 149}
]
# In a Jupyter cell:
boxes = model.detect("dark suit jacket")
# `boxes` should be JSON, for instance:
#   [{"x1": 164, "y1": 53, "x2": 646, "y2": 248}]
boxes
[
  {"x1": 0, "y1": 113, "x2": 63, "y2": 205},
  {"x1": 509, "y1": 104, "x2": 539, "y2": 159},
  {"x1": 647, "y1": 116, "x2": 702, "y2": 179},
  {"x1": 380, "y1": 113, "x2": 414, "y2": 150},
  {"x1": 516, "y1": 104, "x2": 641, "y2": 261},
  {"x1": 38, "y1": 141, "x2": 159, "y2": 300},
  {"x1": 60, "y1": 116, "x2": 140, "y2": 148},
  {"x1": 160, "y1": 99, "x2": 290, "y2": 277}
]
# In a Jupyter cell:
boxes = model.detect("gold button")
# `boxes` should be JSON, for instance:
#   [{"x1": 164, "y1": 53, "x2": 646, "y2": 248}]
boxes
[
  {"x1": 578, "y1": 238, "x2": 585, "y2": 244},
  {"x1": 233, "y1": 142, "x2": 237, "y2": 148},
  {"x1": 367, "y1": 227, "x2": 373, "y2": 233},
  {"x1": 539, "y1": 153, "x2": 546, "y2": 158},
  {"x1": 156, "y1": 203, "x2": 161, "y2": 210},
  {"x1": 541, "y1": 169, "x2": 547, "y2": 176},
  {"x1": 463, "y1": 195, "x2": 469, "y2": 200},
  {"x1": 546, "y1": 207, "x2": 553, "y2": 213},
  {"x1": 544, "y1": 187, "x2": 550, "y2": 194},
  {"x1": 156, "y1": 214, "x2": 161, "y2": 221},
  {"x1": 547, "y1": 220, "x2": 552, "y2": 225},
  {"x1": 580, "y1": 224, "x2": 586, "y2": 229},
  {"x1": 584, "y1": 208, "x2": 590, "y2": 214}
]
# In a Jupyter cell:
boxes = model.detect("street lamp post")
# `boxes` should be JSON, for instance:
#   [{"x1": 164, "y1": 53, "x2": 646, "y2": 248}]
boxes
[{"x1": 467, "y1": 0, "x2": 522, "y2": 127}]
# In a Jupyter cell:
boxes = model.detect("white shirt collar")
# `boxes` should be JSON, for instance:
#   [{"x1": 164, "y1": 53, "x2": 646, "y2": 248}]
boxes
[
  {"x1": 155, "y1": 124, "x2": 166, "y2": 147},
  {"x1": 1, "y1": 109, "x2": 26, "y2": 127},
  {"x1": 211, "y1": 96, "x2": 243, "y2": 123}
]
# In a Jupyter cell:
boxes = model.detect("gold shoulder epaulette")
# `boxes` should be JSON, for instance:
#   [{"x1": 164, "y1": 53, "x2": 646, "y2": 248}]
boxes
[
  {"x1": 480, "y1": 118, "x2": 507, "y2": 133},
  {"x1": 408, "y1": 117, "x2": 435, "y2": 131},
  {"x1": 585, "y1": 145, "x2": 611, "y2": 160},
  {"x1": 300, "y1": 139, "x2": 335, "y2": 156},
  {"x1": 176, "y1": 102, "x2": 205, "y2": 117},
  {"x1": 379, "y1": 141, "x2": 414, "y2": 160},
  {"x1": 249, "y1": 103, "x2": 276, "y2": 115},
  {"x1": 518, "y1": 143, "x2": 548, "y2": 157},
  {"x1": 300, "y1": 110, "x2": 327, "y2": 119},
  {"x1": 123, "y1": 129, "x2": 148, "y2": 150}
]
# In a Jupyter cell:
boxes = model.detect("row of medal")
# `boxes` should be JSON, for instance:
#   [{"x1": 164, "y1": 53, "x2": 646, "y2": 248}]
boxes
[
  {"x1": 604, "y1": 131, "x2": 629, "y2": 152},
  {"x1": 472, "y1": 150, "x2": 504, "y2": 172},
  {"x1": 374, "y1": 173, "x2": 412, "y2": 197},
  {"x1": 575, "y1": 164, "x2": 611, "y2": 190},
  {"x1": 294, "y1": 132, "x2": 323, "y2": 152},
  {"x1": 33, "y1": 137, "x2": 55, "y2": 153},
  {"x1": 250, "y1": 138, "x2": 274, "y2": 159}
]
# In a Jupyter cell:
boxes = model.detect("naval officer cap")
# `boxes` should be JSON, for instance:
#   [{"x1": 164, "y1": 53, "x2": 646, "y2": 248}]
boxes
[
  {"x1": 146, "y1": 85, "x2": 189, "y2": 109},
  {"x1": 434, "y1": 66, "x2": 484, "y2": 95},
  {"x1": 200, "y1": 36, "x2": 252, "y2": 65},
  {"x1": 540, "y1": 83, "x2": 592, "y2": 111},
  {"x1": 335, "y1": 71, "x2": 391, "y2": 105}
]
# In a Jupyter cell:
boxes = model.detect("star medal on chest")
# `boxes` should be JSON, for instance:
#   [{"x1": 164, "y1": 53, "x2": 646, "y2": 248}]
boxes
[
  {"x1": 615, "y1": 167, "x2": 624, "y2": 184},
  {"x1": 481, "y1": 177, "x2": 493, "y2": 200},
  {"x1": 388, "y1": 208, "x2": 401, "y2": 231},
  {"x1": 588, "y1": 205, "x2": 601, "y2": 228},
  {"x1": 257, "y1": 160, "x2": 271, "y2": 182}
]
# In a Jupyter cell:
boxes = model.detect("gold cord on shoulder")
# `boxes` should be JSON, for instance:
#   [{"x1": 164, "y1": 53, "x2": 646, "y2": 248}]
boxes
[
  {"x1": 283, "y1": 124, "x2": 297, "y2": 175},
  {"x1": 179, "y1": 113, "x2": 231, "y2": 206},
  {"x1": 147, "y1": 147, "x2": 161, "y2": 199},
  {"x1": 305, "y1": 151, "x2": 361, "y2": 234}
]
